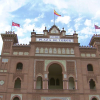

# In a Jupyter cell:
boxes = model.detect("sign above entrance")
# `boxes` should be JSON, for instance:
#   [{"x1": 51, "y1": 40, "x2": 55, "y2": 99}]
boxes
[{"x1": 36, "y1": 38, "x2": 73, "y2": 43}]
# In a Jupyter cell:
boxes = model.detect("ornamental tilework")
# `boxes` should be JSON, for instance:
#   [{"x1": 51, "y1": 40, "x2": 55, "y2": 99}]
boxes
[{"x1": 41, "y1": 97, "x2": 71, "y2": 100}]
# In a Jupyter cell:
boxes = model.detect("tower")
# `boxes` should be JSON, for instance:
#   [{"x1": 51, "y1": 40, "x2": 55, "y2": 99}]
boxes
[{"x1": 1, "y1": 31, "x2": 18, "y2": 55}]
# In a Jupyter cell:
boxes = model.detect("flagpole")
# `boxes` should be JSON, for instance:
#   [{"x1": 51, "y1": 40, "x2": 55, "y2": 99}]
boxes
[
  {"x1": 54, "y1": 10, "x2": 55, "y2": 25},
  {"x1": 11, "y1": 20, "x2": 13, "y2": 32},
  {"x1": 95, "y1": 28, "x2": 96, "y2": 34},
  {"x1": 94, "y1": 24, "x2": 96, "y2": 34}
]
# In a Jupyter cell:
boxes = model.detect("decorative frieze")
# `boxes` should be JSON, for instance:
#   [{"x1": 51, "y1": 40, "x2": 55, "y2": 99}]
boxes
[
  {"x1": 3, "y1": 53, "x2": 9, "y2": 55},
  {"x1": 13, "y1": 52, "x2": 29, "y2": 56},
  {"x1": 81, "y1": 53, "x2": 96, "y2": 57},
  {"x1": 41, "y1": 97, "x2": 71, "y2": 100},
  {"x1": 0, "y1": 70, "x2": 7, "y2": 72},
  {"x1": 36, "y1": 47, "x2": 74, "y2": 55}
]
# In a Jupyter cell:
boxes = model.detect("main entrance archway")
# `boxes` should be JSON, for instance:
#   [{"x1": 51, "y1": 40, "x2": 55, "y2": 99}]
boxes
[{"x1": 48, "y1": 63, "x2": 63, "y2": 89}]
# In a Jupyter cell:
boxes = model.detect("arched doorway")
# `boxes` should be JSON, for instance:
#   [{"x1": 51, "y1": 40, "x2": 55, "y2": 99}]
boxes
[
  {"x1": 36, "y1": 76, "x2": 42, "y2": 89},
  {"x1": 48, "y1": 63, "x2": 63, "y2": 89},
  {"x1": 13, "y1": 97, "x2": 20, "y2": 100},
  {"x1": 92, "y1": 97, "x2": 97, "y2": 100},
  {"x1": 68, "y1": 77, "x2": 75, "y2": 89}
]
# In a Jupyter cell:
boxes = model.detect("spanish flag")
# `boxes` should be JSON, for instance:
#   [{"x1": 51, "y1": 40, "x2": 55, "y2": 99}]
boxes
[{"x1": 54, "y1": 10, "x2": 61, "y2": 16}]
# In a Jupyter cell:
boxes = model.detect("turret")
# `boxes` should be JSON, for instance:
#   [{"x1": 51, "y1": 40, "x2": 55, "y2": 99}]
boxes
[{"x1": 1, "y1": 31, "x2": 18, "y2": 55}]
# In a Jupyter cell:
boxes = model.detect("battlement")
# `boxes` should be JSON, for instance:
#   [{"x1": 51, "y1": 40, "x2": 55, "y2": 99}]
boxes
[
  {"x1": 5, "y1": 31, "x2": 15, "y2": 34},
  {"x1": 79, "y1": 45, "x2": 96, "y2": 49},
  {"x1": 89, "y1": 34, "x2": 100, "y2": 46},
  {"x1": 13, "y1": 43, "x2": 30, "y2": 46}
]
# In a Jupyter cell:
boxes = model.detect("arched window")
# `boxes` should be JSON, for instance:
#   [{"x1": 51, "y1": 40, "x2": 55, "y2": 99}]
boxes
[
  {"x1": 68, "y1": 77, "x2": 75, "y2": 89},
  {"x1": 62, "y1": 48, "x2": 65, "y2": 54},
  {"x1": 87, "y1": 64, "x2": 93, "y2": 71},
  {"x1": 36, "y1": 47, "x2": 39, "y2": 53},
  {"x1": 49, "y1": 48, "x2": 52, "y2": 53},
  {"x1": 14, "y1": 78, "x2": 21, "y2": 88},
  {"x1": 58, "y1": 48, "x2": 61, "y2": 54},
  {"x1": 50, "y1": 78, "x2": 55, "y2": 85},
  {"x1": 45, "y1": 48, "x2": 48, "y2": 53},
  {"x1": 89, "y1": 79, "x2": 96, "y2": 89},
  {"x1": 16, "y1": 63, "x2": 23, "y2": 70},
  {"x1": 40, "y1": 48, "x2": 43, "y2": 53},
  {"x1": 36, "y1": 76, "x2": 42, "y2": 89},
  {"x1": 56, "y1": 79, "x2": 60, "y2": 85},
  {"x1": 66, "y1": 48, "x2": 70, "y2": 54},
  {"x1": 13, "y1": 97, "x2": 20, "y2": 100},
  {"x1": 53, "y1": 48, "x2": 57, "y2": 54},
  {"x1": 71, "y1": 48, "x2": 74, "y2": 54},
  {"x1": 92, "y1": 97, "x2": 97, "y2": 100}
]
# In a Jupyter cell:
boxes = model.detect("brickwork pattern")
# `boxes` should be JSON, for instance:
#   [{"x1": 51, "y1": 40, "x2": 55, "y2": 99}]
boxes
[
  {"x1": 36, "y1": 61, "x2": 44, "y2": 75},
  {"x1": 3, "y1": 42, "x2": 11, "y2": 52},
  {"x1": 67, "y1": 61, "x2": 75, "y2": 75}
]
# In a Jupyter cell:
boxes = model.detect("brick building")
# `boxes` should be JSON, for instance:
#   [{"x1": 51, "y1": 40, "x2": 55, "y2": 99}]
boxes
[{"x1": 0, "y1": 25, "x2": 100, "y2": 100}]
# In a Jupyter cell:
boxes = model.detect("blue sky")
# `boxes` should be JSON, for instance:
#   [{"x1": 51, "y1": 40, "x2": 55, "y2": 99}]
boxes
[{"x1": 0, "y1": 0, "x2": 100, "y2": 53}]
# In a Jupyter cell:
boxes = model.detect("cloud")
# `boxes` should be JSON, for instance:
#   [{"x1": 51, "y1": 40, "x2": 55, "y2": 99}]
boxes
[
  {"x1": 13, "y1": 12, "x2": 45, "y2": 36},
  {"x1": 19, "y1": 37, "x2": 31, "y2": 44},
  {"x1": 84, "y1": 19, "x2": 92, "y2": 26},
  {"x1": 66, "y1": 28, "x2": 74, "y2": 35},
  {"x1": 33, "y1": 13, "x2": 44, "y2": 22},
  {"x1": 0, "y1": 0, "x2": 28, "y2": 13},
  {"x1": 24, "y1": 19, "x2": 32, "y2": 24},
  {"x1": 55, "y1": 16, "x2": 71, "y2": 24},
  {"x1": 43, "y1": 0, "x2": 68, "y2": 9},
  {"x1": 74, "y1": 17, "x2": 83, "y2": 30},
  {"x1": 94, "y1": 11, "x2": 100, "y2": 19},
  {"x1": 80, "y1": 27, "x2": 95, "y2": 35},
  {"x1": 43, "y1": 0, "x2": 100, "y2": 17}
]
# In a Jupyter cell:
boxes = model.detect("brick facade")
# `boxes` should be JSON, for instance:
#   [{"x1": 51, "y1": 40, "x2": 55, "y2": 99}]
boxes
[{"x1": 0, "y1": 25, "x2": 100, "y2": 100}]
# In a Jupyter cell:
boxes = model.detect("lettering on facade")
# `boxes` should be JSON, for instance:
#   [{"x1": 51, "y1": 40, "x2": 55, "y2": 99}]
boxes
[{"x1": 36, "y1": 38, "x2": 73, "y2": 42}]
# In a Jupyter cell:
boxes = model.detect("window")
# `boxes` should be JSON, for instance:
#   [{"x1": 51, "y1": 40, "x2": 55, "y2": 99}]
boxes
[
  {"x1": 13, "y1": 97, "x2": 19, "y2": 100},
  {"x1": 36, "y1": 47, "x2": 39, "y2": 53},
  {"x1": 16, "y1": 63, "x2": 23, "y2": 70},
  {"x1": 36, "y1": 76, "x2": 42, "y2": 89},
  {"x1": 89, "y1": 79, "x2": 96, "y2": 89},
  {"x1": 40, "y1": 48, "x2": 43, "y2": 53},
  {"x1": 87, "y1": 64, "x2": 93, "y2": 71},
  {"x1": 56, "y1": 79, "x2": 60, "y2": 85},
  {"x1": 49, "y1": 48, "x2": 52, "y2": 53},
  {"x1": 45, "y1": 48, "x2": 48, "y2": 53},
  {"x1": 53, "y1": 48, "x2": 57, "y2": 54},
  {"x1": 58, "y1": 48, "x2": 61, "y2": 54},
  {"x1": 50, "y1": 78, "x2": 55, "y2": 85},
  {"x1": 14, "y1": 78, "x2": 21, "y2": 88},
  {"x1": 62, "y1": 48, "x2": 65, "y2": 54},
  {"x1": 68, "y1": 77, "x2": 75, "y2": 89},
  {"x1": 66, "y1": 48, "x2": 70, "y2": 54}
]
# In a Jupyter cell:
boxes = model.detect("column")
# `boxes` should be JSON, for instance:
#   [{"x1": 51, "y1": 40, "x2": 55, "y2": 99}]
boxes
[
  {"x1": 34, "y1": 80, "x2": 36, "y2": 89},
  {"x1": 43, "y1": 80, "x2": 48, "y2": 89},
  {"x1": 75, "y1": 80, "x2": 77, "y2": 89}
]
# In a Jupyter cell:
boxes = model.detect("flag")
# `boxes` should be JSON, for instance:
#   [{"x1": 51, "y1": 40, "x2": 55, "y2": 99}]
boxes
[
  {"x1": 12, "y1": 22, "x2": 20, "y2": 27},
  {"x1": 54, "y1": 10, "x2": 61, "y2": 16},
  {"x1": 94, "y1": 25, "x2": 100, "y2": 29}
]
